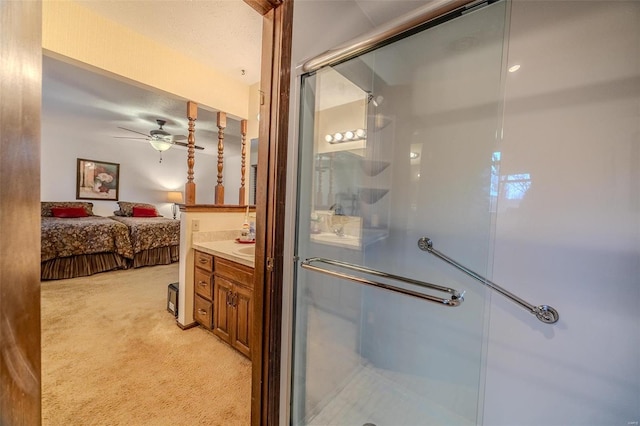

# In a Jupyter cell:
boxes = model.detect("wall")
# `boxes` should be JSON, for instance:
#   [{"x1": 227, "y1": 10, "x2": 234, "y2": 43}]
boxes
[
  {"x1": 483, "y1": 2, "x2": 640, "y2": 424},
  {"x1": 248, "y1": 82, "x2": 261, "y2": 141}
]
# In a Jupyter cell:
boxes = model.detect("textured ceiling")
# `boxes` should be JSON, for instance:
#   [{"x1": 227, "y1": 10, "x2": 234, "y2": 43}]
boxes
[{"x1": 77, "y1": 0, "x2": 263, "y2": 84}]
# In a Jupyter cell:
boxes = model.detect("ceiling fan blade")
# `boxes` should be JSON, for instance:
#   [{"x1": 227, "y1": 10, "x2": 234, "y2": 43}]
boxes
[
  {"x1": 113, "y1": 136, "x2": 149, "y2": 140},
  {"x1": 174, "y1": 141, "x2": 205, "y2": 150},
  {"x1": 118, "y1": 126, "x2": 151, "y2": 138},
  {"x1": 173, "y1": 135, "x2": 188, "y2": 142}
]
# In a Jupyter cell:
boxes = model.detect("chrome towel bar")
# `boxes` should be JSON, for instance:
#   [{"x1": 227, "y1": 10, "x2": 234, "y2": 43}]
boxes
[
  {"x1": 300, "y1": 257, "x2": 464, "y2": 307},
  {"x1": 418, "y1": 237, "x2": 559, "y2": 324}
]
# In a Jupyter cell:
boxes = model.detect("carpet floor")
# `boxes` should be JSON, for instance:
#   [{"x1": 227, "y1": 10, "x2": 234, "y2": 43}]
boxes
[{"x1": 41, "y1": 264, "x2": 251, "y2": 425}]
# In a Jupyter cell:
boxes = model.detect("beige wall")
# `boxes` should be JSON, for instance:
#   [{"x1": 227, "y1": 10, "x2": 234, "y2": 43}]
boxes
[{"x1": 248, "y1": 82, "x2": 261, "y2": 140}]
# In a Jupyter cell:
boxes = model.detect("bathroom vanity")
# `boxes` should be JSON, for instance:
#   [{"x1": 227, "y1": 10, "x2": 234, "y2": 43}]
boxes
[{"x1": 192, "y1": 241, "x2": 255, "y2": 358}]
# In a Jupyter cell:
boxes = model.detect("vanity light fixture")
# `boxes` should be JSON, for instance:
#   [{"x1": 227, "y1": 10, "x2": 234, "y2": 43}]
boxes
[{"x1": 325, "y1": 129, "x2": 367, "y2": 144}]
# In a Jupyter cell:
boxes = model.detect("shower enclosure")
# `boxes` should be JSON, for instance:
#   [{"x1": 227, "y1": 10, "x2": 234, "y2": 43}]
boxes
[
  {"x1": 289, "y1": 0, "x2": 640, "y2": 424},
  {"x1": 292, "y1": 1, "x2": 509, "y2": 424}
]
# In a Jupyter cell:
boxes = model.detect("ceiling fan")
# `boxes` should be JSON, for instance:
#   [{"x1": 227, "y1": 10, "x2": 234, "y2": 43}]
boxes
[{"x1": 115, "y1": 119, "x2": 204, "y2": 162}]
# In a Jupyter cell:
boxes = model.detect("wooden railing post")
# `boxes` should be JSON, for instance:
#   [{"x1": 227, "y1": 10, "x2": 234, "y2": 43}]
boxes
[
  {"x1": 185, "y1": 101, "x2": 197, "y2": 205},
  {"x1": 215, "y1": 111, "x2": 226, "y2": 204},
  {"x1": 239, "y1": 119, "x2": 248, "y2": 205}
]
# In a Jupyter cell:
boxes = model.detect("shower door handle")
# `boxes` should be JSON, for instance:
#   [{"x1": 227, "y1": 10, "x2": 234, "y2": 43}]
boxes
[
  {"x1": 300, "y1": 257, "x2": 464, "y2": 307},
  {"x1": 418, "y1": 237, "x2": 559, "y2": 324}
]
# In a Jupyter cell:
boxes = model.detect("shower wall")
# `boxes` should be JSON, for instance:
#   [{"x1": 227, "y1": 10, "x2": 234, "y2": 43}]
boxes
[
  {"x1": 483, "y1": 1, "x2": 640, "y2": 424},
  {"x1": 286, "y1": 1, "x2": 640, "y2": 425}
]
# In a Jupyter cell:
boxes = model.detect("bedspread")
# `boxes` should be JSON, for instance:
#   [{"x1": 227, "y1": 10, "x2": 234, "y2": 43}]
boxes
[
  {"x1": 110, "y1": 217, "x2": 180, "y2": 254},
  {"x1": 41, "y1": 216, "x2": 134, "y2": 262}
]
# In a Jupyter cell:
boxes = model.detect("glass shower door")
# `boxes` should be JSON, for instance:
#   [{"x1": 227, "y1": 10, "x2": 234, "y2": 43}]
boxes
[{"x1": 291, "y1": 2, "x2": 507, "y2": 424}]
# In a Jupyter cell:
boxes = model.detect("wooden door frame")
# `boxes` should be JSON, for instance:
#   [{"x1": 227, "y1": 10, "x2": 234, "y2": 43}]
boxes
[
  {"x1": 244, "y1": 0, "x2": 293, "y2": 425},
  {"x1": 0, "y1": 1, "x2": 42, "y2": 424}
]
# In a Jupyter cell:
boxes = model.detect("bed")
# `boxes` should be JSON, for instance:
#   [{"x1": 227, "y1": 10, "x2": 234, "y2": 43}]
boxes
[
  {"x1": 41, "y1": 202, "x2": 134, "y2": 280},
  {"x1": 111, "y1": 201, "x2": 180, "y2": 268}
]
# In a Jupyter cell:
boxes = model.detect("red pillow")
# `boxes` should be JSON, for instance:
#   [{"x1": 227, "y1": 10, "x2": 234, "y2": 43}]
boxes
[
  {"x1": 51, "y1": 207, "x2": 88, "y2": 218},
  {"x1": 132, "y1": 206, "x2": 158, "y2": 217}
]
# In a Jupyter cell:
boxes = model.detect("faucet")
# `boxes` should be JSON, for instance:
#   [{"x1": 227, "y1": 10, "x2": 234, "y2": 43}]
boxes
[{"x1": 329, "y1": 203, "x2": 344, "y2": 215}]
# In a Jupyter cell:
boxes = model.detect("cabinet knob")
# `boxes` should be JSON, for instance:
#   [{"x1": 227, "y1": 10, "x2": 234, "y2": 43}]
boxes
[{"x1": 197, "y1": 308, "x2": 207, "y2": 315}]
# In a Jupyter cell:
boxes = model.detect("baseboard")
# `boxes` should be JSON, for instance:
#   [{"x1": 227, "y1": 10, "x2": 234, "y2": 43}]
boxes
[{"x1": 176, "y1": 320, "x2": 198, "y2": 330}]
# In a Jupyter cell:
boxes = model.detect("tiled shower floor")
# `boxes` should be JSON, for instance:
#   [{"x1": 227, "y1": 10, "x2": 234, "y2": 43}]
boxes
[{"x1": 307, "y1": 365, "x2": 474, "y2": 426}]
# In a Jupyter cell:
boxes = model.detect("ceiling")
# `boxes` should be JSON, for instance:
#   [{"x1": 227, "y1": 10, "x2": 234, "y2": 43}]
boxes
[{"x1": 77, "y1": 0, "x2": 264, "y2": 85}]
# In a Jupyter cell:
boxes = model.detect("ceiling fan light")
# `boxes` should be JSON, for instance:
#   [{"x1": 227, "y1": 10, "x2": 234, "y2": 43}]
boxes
[
  {"x1": 150, "y1": 129, "x2": 170, "y2": 137},
  {"x1": 149, "y1": 139, "x2": 173, "y2": 152}
]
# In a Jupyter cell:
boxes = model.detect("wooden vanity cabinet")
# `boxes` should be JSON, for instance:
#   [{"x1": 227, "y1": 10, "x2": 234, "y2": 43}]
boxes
[
  {"x1": 193, "y1": 250, "x2": 214, "y2": 329},
  {"x1": 213, "y1": 257, "x2": 254, "y2": 358}
]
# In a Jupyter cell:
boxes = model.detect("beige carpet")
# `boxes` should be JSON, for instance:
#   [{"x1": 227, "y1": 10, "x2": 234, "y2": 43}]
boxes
[{"x1": 41, "y1": 264, "x2": 251, "y2": 425}]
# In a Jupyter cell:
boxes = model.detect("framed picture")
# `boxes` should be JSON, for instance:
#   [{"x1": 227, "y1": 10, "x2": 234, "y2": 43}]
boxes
[{"x1": 76, "y1": 158, "x2": 120, "y2": 201}]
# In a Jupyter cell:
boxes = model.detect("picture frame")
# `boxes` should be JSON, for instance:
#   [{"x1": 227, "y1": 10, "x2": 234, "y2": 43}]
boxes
[{"x1": 76, "y1": 158, "x2": 120, "y2": 201}]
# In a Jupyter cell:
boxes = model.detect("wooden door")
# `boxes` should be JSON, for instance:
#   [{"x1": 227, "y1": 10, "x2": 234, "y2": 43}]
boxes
[
  {"x1": 213, "y1": 277, "x2": 233, "y2": 343},
  {"x1": 232, "y1": 284, "x2": 253, "y2": 358}
]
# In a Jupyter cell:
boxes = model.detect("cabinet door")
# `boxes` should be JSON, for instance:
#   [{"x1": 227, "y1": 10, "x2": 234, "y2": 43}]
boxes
[
  {"x1": 232, "y1": 284, "x2": 253, "y2": 358},
  {"x1": 213, "y1": 276, "x2": 233, "y2": 343}
]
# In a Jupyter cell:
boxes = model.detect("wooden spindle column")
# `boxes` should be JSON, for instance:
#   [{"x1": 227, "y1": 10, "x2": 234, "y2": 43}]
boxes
[
  {"x1": 239, "y1": 119, "x2": 248, "y2": 204},
  {"x1": 185, "y1": 101, "x2": 197, "y2": 205},
  {"x1": 215, "y1": 111, "x2": 226, "y2": 204}
]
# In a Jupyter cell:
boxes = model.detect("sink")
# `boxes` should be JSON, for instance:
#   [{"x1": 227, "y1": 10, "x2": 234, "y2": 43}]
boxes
[
  {"x1": 310, "y1": 232, "x2": 361, "y2": 248},
  {"x1": 233, "y1": 245, "x2": 255, "y2": 258}
]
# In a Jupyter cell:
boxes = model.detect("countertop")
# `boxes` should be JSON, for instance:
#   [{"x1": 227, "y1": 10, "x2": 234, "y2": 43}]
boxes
[
  {"x1": 309, "y1": 228, "x2": 389, "y2": 249},
  {"x1": 192, "y1": 239, "x2": 255, "y2": 268}
]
